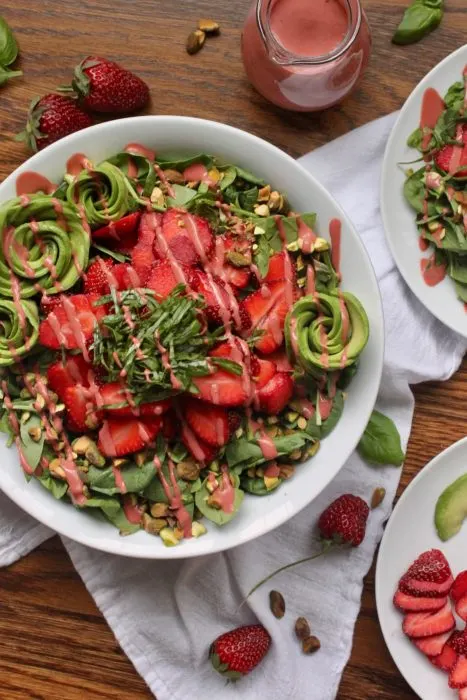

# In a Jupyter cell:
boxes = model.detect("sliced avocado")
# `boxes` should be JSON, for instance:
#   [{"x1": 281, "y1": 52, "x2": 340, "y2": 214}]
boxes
[{"x1": 435, "y1": 474, "x2": 467, "y2": 541}]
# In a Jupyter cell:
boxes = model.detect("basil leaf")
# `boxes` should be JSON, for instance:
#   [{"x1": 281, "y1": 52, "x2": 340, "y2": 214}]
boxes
[
  {"x1": 210, "y1": 358, "x2": 243, "y2": 375},
  {"x1": 38, "y1": 471, "x2": 68, "y2": 500},
  {"x1": 194, "y1": 478, "x2": 244, "y2": 525},
  {"x1": 0, "y1": 16, "x2": 19, "y2": 66},
  {"x1": 91, "y1": 243, "x2": 129, "y2": 262},
  {"x1": 392, "y1": 0, "x2": 443, "y2": 46},
  {"x1": 357, "y1": 410, "x2": 405, "y2": 466}
]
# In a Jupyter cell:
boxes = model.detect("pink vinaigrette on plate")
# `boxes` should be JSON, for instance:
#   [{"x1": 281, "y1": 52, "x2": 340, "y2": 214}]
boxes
[{"x1": 0, "y1": 145, "x2": 369, "y2": 546}]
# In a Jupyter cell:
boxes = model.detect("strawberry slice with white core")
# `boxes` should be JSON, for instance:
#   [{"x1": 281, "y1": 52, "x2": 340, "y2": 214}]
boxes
[
  {"x1": 413, "y1": 630, "x2": 453, "y2": 657},
  {"x1": 39, "y1": 294, "x2": 107, "y2": 359},
  {"x1": 402, "y1": 600, "x2": 455, "y2": 638},
  {"x1": 192, "y1": 367, "x2": 248, "y2": 407},
  {"x1": 393, "y1": 590, "x2": 448, "y2": 612},
  {"x1": 400, "y1": 576, "x2": 454, "y2": 597},
  {"x1": 242, "y1": 280, "x2": 292, "y2": 354},
  {"x1": 98, "y1": 417, "x2": 162, "y2": 457},
  {"x1": 449, "y1": 655, "x2": 467, "y2": 689}
]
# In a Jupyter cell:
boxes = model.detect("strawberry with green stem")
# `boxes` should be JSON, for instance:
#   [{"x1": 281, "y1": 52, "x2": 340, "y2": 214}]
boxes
[
  {"x1": 210, "y1": 624, "x2": 271, "y2": 680},
  {"x1": 245, "y1": 493, "x2": 370, "y2": 599},
  {"x1": 17, "y1": 94, "x2": 93, "y2": 153}
]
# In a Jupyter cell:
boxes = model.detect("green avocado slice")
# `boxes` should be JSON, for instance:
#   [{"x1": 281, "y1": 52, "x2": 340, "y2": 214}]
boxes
[{"x1": 435, "y1": 474, "x2": 467, "y2": 542}]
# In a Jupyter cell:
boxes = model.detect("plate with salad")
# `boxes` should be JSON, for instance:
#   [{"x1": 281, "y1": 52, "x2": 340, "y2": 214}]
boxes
[
  {"x1": 381, "y1": 45, "x2": 467, "y2": 339},
  {"x1": 376, "y1": 437, "x2": 467, "y2": 700},
  {"x1": 0, "y1": 116, "x2": 383, "y2": 558}
]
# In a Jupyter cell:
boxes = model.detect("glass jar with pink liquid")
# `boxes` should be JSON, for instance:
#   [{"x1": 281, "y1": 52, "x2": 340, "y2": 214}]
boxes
[{"x1": 241, "y1": 0, "x2": 372, "y2": 112}]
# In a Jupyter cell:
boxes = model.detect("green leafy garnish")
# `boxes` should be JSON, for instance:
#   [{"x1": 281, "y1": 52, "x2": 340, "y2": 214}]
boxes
[{"x1": 357, "y1": 410, "x2": 405, "y2": 466}]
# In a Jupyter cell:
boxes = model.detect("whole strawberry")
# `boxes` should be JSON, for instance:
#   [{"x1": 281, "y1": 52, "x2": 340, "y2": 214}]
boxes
[
  {"x1": 17, "y1": 94, "x2": 94, "y2": 153},
  {"x1": 66, "y1": 56, "x2": 149, "y2": 114},
  {"x1": 210, "y1": 624, "x2": 271, "y2": 680},
  {"x1": 318, "y1": 494, "x2": 370, "y2": 546}
]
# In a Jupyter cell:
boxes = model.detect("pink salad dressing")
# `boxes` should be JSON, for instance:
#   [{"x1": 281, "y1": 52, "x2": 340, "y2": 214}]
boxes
[
  {"x1": 420, "y1": 254, "x2": 447, "y2": 287},
  {"x1": 329, "y1": 218, "x2": 342, "y2": 278},
  {"x1": 250, "y1": 418, "x2": 279, "y2": 459},
  {"x1": 66, "y1": 153, "x2": 93, "y2": 177},
  {"x1": 210, "y1": 465, "x2": 236, "y2": 513},
  {"x1": 123, "y1": 494, "x2": 143, "y2": 524},
  {"x1": 318, "y1": 392, "x2": 333, "y2": 421},
  {"x1": 124, "y1": 143, "x2": 156, "y2": 162},
  {"x1": 16, "y1": 171, "x2": 56, "y2": 196},
  {"x1": 153, "y1": 457, "x2": 192, "y2": 537},
  {"x1": 419, "y1": 88, "x2": 445, "y2": 152},
  {"x1": 242, "y1": 0, "x2": 371, "y2": 112},
  {"x1": 297, "y1": 216, "x2": 317, "y2": 254}
]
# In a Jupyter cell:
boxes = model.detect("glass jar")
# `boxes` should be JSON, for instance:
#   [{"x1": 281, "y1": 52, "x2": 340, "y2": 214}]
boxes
[{"x1": 241, "y1": 0, "x2": 372, "y2": 112}]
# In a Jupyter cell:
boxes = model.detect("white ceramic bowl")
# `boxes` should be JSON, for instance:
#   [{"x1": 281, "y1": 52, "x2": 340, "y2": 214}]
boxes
[
  {"x1": 381, "y1": 45, "x2": 467, "y2": 339},
  {"x1": 0, "y1": 116, "x2": 384, "y2": 558}
]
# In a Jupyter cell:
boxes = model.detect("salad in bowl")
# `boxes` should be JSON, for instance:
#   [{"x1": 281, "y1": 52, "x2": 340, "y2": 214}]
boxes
[{"x1": 0, "y1": 117, "x2": 382, "y2": 557}]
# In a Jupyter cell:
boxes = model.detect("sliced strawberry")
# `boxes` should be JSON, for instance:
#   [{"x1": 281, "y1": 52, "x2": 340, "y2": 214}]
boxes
[
  {"x1": 159, "y1": 209, "x2": 214, "y2": 263},
  {"x1": 192, "y1": 368, "x2": 248, "y2": 407},
  {"x1": 459, "y1": 688, "x2": 467, "y2": 700},
  {"x1": 449, "y1": 629, "x2": 467, "y2": 656},
  {"x1": 393, "y1": 590, "x2": 448, "y2": 612},
  {"x1": 257, "y1": 372, "x2": 294, "y2": 415},
  {"x1": 64, "y1": 386, "x2": 102, "y2": 432},
  {"x1": 265, "y1": 348, "x2": 294, "y2": 373},
  {"x1": 39, "y1": 294, "x2": 107, "y2": 351},
  {"x1": 138, "y1": 211, "x2": 159, "y2": 245},
  {"x1": 242, "y1": 280, "x2": 293, "y2": 354},
  {"x1": 449, "y1": 655, "x2": 467, "y2": 689},
  {"x1": 191, "y1": 270, "x2": 248, "y2": 331},
  {"x1": 434, "y1": 124, "x2": 467, "y2": 178},
  {"x1": 181, "y1": 420, "x2": 218, "y2": 462},
  {"x1": 92, "y1": 211, "x2": 141, "y2": 250},
  {"x1": 400, "y1": 577, "x2": 454, "y2": 598},
  {"x1": 431, "y1": 636, "x2": 458, "y2": 672},
  {"x1": 184, "y1": 398, "x2": 230, "y2": 447},
  {"x1": 146, "y1": 259, "x2": 192, "y2": 299},
  {"x1": 413, "y1": 630, "x2": 453, "y2": 657},
  {"x1": 457, "y1": 596, "x2": 467, "y2": 622},
  {"x1": 209, "y1": 342, "x2": 234, "y2": 358},
  {"x1": 83, "y1": 257, "x2": 116, "y2": 295},
  {"x1": 47, "y1": 355, "x2": 93, "y2": 398},
  {"x1": 40, "y1": 294, "x2": 66, "y2": 315},
  {"x1": 251, "y1": 356, "x2": 277, "y2": 389},
  {"x1": 402, "y1": 601, "x2": 455, "y2": 638},
  {"x1": 99, "y1": 383, "x2": 171, "y2": 418},
  {"x1": 223, "y1": 265, "x2": 250, "y2": 290},
  {"x1": 98, "y1": 417, "x2": 162, "y2": 457},
  {"x1": 452, "y1": 572, "x2": 467, "y2": 603},
  {"x1": 264, "y1": 251, "x2": 296, "y2": 284},
  {"x1": 131, "y1": 213, "x2": 159, "y2": 282},
  {"x1": 112, "y1": 263, "x2": 141, "y2": 290},
  {"x1": 399, "y1": 549, "x2": 454, "y2": 598}
]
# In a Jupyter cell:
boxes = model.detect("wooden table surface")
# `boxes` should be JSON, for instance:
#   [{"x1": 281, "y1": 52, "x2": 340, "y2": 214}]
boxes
[{"x1": 0, "y1": 1, "x2": 466, "y2": 698}]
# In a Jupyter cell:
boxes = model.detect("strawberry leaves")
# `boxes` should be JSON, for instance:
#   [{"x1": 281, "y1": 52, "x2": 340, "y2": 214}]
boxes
[{"x1": 357, "y1": 409, "x2": 405, "y2": 466}]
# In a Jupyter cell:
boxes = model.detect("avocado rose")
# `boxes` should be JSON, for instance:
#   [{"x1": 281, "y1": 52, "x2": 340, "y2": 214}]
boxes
[{"x1": 285, "y1": 291, "x2": 369, "y2": 376}]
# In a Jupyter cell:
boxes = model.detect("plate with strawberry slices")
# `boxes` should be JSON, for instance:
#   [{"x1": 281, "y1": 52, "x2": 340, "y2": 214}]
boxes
[
  {"x1": 381, "y1": 44, "x2": 467, "y2": 339},
  {"x1": 376, "y1": 437, "x2": 467, "y2": 698},
  {"x1": 0, "y1": 116, "x2": 383, "y2": 557}
]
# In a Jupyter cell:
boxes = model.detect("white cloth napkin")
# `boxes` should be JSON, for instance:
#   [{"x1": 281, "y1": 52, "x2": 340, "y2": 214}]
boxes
[{"x1": 0, "y1": 113, "x2": 466, "y2": 700}]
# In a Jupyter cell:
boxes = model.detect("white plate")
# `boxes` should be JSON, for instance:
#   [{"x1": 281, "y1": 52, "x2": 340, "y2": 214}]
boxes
[
  {"x1": 381, "y1": 45, "x2": 467, "y2": 339},
  {"x1": 376, "y1": 437, "x2": 467, "y2": 699},
  {"x1": 0, "y1": 116, "x2": 384, "y2": 558}
]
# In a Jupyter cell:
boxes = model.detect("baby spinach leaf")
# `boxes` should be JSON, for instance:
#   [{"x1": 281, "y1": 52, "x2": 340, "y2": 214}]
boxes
[
  {"x1": 194, "y1": 479, "x2": 244, "y2": 525},
  {"x1": 226, "y1": 433, "x2": 310, "y2": 469},
  {"x1": 219, "y1": 166, "x2": 237, "y2": 191},
  {"x1": 91, "y1": 243, "x2": 129, "y2": 263},
  {"x1": 320, "y1": 390, "x2": 345, "y2": 438},
  {"x1": 0, "y1": 410, "x2": 15, "y2": 446},
  {"x1": 85, "y1": 461, "x2": 156, "y2": 495},
  {"x1": 166, "y1": 184, "x2": 198, "y2": 208},
  {"x1": 20, "y1": 415, "x2": 44, "y2": 472},
  {"x1": 241, "y1": 475, "x2": 282, "y2": 496},
  {"x1": 407, "y1": 126, "x2": 423, "y2": 150},
  {"x1": 404, "y1": 168, "x2": 428, "y2": 213},
  {"x1": 233, "y1": 165, "x2": 265, "y2": 186},
  {"x1": 38, "y1": 471, "x2": 68, "y2": 500},
  {"x1": 83, "y1": 495, "x2": 121, "y2": 518},
  {"x1": 455, "y1": 280, "x2": 467, "y2": 303},
  {"x1": 106, "y1": 508, "x2": 141, "y2": 535},
  {"x1": 238, "y1": 187, "x2": 259, "y2": 212},
  {"x1": 157, "y1": 153, "x2": 213, "y2": 170},
  {"x1": 357, "y1": 410, "x2": 405, "y2": 466},
  {"x1": 444, "y1": 81, "x2": 464, "y2": 111}
]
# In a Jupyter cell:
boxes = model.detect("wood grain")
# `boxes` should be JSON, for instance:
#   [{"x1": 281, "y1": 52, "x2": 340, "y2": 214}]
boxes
[{"x1": 0, "y1": 0, "x2": 466, "y2": 698}]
